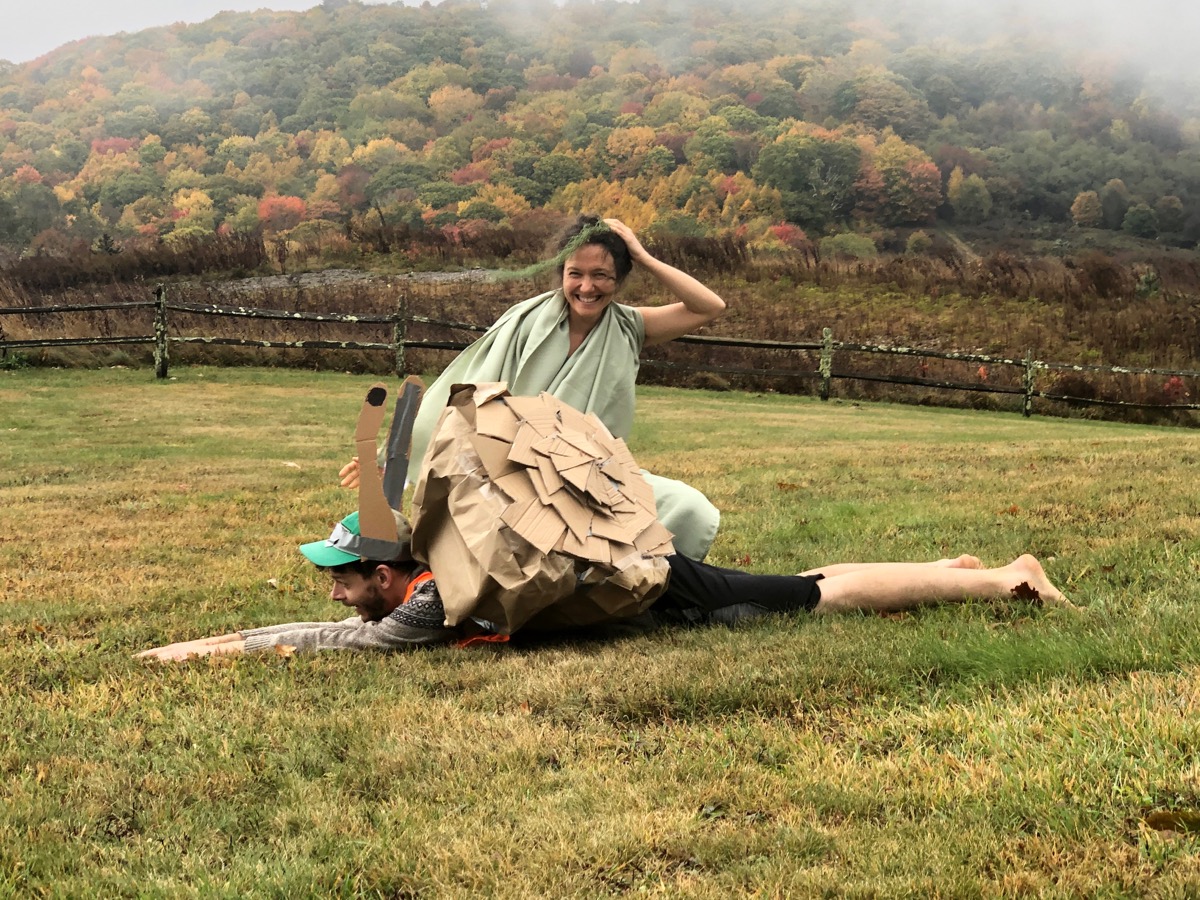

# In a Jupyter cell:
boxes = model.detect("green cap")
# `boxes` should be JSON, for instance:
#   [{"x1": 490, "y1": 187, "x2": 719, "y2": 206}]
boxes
[{"x1": 299, "y1": 510, "x2": 413, "y2": 567}]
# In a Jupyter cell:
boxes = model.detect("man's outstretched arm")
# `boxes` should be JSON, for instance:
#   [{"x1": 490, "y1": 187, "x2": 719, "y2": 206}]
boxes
[
  {"x1": 137, "y1": 611, "x2": 454, "y2": 661},
  {"x1": 136, "y1": 632, "x2": 245, "y2": 661}
]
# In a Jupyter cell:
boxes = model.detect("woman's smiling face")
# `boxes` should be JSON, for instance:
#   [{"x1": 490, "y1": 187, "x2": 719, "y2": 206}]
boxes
[{"x1": 562, "y1": 244, "x2": 619, "y2": 327}]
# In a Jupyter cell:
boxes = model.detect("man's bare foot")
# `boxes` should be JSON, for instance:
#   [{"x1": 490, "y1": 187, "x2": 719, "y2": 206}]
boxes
[{"x1": 1007, "y1": 554, "x2": 1075, "y2": 608}]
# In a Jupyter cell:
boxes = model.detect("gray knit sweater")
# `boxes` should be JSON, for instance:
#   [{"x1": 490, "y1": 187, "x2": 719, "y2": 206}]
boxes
[{"x1": 240, "y1": 574, "x2": 454, "y2": 653}]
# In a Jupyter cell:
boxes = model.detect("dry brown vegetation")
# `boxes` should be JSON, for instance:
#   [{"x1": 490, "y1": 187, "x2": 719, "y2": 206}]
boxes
[{"x1": 2, "y1": 232, "x2": 1199, "y2": 424}]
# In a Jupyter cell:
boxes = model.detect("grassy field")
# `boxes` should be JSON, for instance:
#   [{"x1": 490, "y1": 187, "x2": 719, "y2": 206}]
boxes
[{"x1": 2, "y1": 366, "x2": 1200, "y2": 897}]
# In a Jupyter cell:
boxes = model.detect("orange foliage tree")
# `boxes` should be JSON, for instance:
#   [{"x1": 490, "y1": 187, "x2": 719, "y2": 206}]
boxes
[{"x1": 258, "y1": 195, "x2": 307, "y2": 233}]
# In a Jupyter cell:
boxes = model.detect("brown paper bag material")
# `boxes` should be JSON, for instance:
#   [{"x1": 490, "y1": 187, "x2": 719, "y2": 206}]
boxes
[{"x1": 410, "y1": 383, "x2": 672, "y2": 633}]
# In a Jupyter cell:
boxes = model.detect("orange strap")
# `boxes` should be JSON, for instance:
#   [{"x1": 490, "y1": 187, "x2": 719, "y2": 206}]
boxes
[
  {"x1": 405, "y1": 571, "x2": 509, "y2": 648},
  {"x1": 402, "y1": 571, "x2": 435, "y2": 604},
  {"x1": 453, "y1": 633, "x2": 511, "y2": 649}
]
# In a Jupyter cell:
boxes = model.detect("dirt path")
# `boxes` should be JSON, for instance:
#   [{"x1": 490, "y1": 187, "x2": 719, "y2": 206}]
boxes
[{"x1": 944, "y1": 232, "x2": 981, "y2": 263}]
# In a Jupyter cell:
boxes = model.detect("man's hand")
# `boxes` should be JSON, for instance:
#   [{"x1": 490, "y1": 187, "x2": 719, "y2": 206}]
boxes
[{"x1": 136, "y1": 634, "x2": 245, "y2": 661}]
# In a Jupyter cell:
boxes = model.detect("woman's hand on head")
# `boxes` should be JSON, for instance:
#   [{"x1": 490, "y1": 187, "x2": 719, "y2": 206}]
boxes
[{"x1": 602, "y1": 218, "x2": 651, "y2": 264}]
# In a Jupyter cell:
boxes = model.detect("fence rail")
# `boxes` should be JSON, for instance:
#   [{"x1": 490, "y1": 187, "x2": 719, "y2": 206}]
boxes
[{"x1": 3, "y1": 289, "x2": 1199, "y2": 418}]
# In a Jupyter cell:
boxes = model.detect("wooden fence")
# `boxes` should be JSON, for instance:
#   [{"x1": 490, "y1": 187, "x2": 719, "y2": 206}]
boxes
[{"x1": 3, "y1": 286, "x2": 1199, "y2": 419}]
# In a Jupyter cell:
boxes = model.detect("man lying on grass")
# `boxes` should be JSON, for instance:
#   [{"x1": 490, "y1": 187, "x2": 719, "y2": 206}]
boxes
[{"x1": 137, "y1": 508, "x2": 1068, "y2": 662}]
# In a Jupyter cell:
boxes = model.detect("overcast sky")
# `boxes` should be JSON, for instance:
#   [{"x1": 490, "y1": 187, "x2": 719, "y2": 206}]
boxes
[{"x1": 0, "y1": 1, "x2": 328, "y2": 64}]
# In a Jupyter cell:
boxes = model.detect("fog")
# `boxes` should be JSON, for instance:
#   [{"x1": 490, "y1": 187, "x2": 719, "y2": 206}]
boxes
[
  {"x1": 0, "y1": 0, "x2": 325, "y2": 64},
  {"x1": 3, "y1": 0, "x2": 1196, "y2": 100},
  {"x1": 858, "y1": 0, "x2": 1198, "y2": 89}
]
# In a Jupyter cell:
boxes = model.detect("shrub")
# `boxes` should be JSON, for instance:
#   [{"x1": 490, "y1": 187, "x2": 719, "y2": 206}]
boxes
[
  {"x1": 1136, "y1": 267, "x2": 1162, "y2": 297},
  {"x1": 1121, "y1": 203, "x2": 1158, "y2": 239},
  {"x1": 819, "y1": 232, "x2": 877, "y2": 260},
  {"x1": 905, "y1": 230, "x2": 932, "y2": 254},
  {"x1": 647, "y1": 212, "x2": 708, "y2": 239},
  {"x1": 0, "y1": 351, "x2": 30, "y2": 370}
]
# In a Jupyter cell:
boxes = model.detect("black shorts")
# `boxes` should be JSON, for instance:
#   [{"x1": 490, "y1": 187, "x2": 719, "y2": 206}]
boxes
[{"x1": 651, "y1": 554, "x2": 823, "y2": 628}]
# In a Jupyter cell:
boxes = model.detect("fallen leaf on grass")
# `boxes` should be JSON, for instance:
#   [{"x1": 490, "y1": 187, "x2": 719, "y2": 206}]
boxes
[
  {"x1": 1010, "y1": 582, "x2": 1041, "y2": 603},
  {"x1": 1145, "y1": 809, "x2": 1200, "y2": 834},
  {"x1": 698, "y1": 802, "x2": 727, "y2": 821},
  {"x1": 776, "y1": 482, "x2": 800, "y2": 492},
  {"x1": 999, "y1": 504, "x2": 1020, "y2": 516},
  {"x1": 282, "y1": 462, "x2": 301, "y2": 469},
  {"x1": 519, "y1": 701, "x2": 532, "y2": 715},
  {"x1": 273, "y1": 644, "x2": 296, "y2": 659},
  {"x1": 267, "y1": 578, "x2": 279, "y2": 589}
]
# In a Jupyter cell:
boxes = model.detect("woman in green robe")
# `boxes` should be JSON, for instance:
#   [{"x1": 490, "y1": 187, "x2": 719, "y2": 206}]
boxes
[{"x1": 351, "y1": 215, "x2": 728, "y2": 560}]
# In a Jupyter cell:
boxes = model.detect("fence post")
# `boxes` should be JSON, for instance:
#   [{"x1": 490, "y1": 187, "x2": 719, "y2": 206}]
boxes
[
  {"x1": 819, "y1": 327, "x2": 833, "y2": 401},
  {"x1": 1023, "y1": 351, "x2": 1036, "y2": 417},
  {"x1": 153, "y1": 284, "x2": 169, "y2": 379},
  {"x1": 392, "y1": 283, "x2": 407, "y2": 377}
]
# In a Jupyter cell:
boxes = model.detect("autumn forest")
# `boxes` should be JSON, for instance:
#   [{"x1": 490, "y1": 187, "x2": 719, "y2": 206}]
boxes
[{"x1": 0, "y1": 0, "x2": 1197, "y2": 268}]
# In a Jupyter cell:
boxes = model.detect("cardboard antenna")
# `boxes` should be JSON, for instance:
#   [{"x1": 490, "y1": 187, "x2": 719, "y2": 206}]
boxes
[
  {"x1": 344, "y1": 377, "x2": 426, "y2": 561},
  {"x1": 381, "y1": 375, "x2": 426, "y2": 508},
  {"x1": 353, "y1": 382, "x2": 399, "y2": 560}
]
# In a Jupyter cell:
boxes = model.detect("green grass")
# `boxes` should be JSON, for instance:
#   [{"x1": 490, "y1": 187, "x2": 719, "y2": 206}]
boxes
[{"x1": 3, "y1": 366, "x2": 1200, "y2": 897}]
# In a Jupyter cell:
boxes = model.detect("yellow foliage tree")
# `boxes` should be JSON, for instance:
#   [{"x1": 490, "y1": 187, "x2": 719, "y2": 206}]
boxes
[
  {"x1": 713, "y1": 172, "x2": 784, "y2": 227},
  {"x1": 309, "y1": 173, "x2": 342, "y2": 205},
  {"x1": 310, "y1": 131, "x2": 351, "y2": 169},
  {"x1": 171, "y1": 188, "x2": 216, "y2": 233},
  {"x1": 707, "y1": 62, "x2": 782, "y2": 97},
  {"x1": 607, "y1": 46, "x2": 662, "y2": 78},
  {"x1": 239, "y1": 152, "x2": 303, "y2": 193},
  {"x1": 549, "y1": 176, "x2": 656, "y2": 230},
  {"x1": 428, "y1": 84, "x2": 485, "y2": 128},
  {"x1": 606, "y1": 126, "x2": 657, "y2": 162},
  {"x1": 164, "y1": 166, "x2": 205, "y2": 193},
  {"x1": 646, "y1": 166, "x2": 700, "y2": 209},
  {"x1": 349, "y1": 138, "x2": 411, "y2": 172},
  {"x1": 472, "y1": 184, "x2": 532, "y2": 219},
  {"x1": 642, "y1": 91, "x2": 710, "y2": 128},
  {"x1": 117, "y1": 196, "x2": 166, "y2": 234}
]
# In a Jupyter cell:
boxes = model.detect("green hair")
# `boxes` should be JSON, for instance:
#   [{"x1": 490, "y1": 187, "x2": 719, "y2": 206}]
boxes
[{"x1": 495, "y1": 217, "x2": 632, "y2": 282}]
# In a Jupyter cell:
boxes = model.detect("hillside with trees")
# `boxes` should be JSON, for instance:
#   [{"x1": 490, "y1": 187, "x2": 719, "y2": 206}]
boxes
[{"x1": 1, "y1": 0, "x2": 1198, "y2": 268}]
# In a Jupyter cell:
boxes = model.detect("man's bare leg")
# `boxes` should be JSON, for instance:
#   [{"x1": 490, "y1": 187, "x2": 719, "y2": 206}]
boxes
[
  {"x1": 811, "y1": 554, "x2": 1067, "y2": 614},
  {"x1": 799, "y1": 554, "x2": 983, "y2": 579}
]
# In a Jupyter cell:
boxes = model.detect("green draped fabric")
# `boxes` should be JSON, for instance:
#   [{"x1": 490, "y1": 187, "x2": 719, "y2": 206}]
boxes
[{"x1": 410, "y1": 289, "x2": 719, "y2": 559}]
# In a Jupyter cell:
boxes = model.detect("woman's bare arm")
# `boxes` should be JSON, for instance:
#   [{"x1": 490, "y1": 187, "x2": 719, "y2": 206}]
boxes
[{"x1": 604, "y1": 218, "x2": 727, "y2": 346}]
